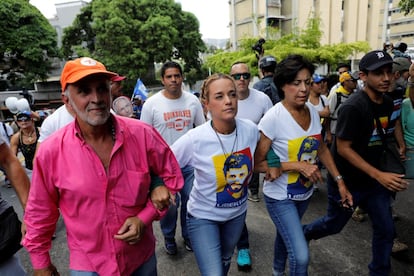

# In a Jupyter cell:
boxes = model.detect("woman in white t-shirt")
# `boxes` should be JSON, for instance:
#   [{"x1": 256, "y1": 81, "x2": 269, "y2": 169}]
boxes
[
  {"x1": 171, "y1": 74, "x2": 259, "y2": 275},
  {"x1": 255, "y1": 55, "x2": 352, "y2": 276}
]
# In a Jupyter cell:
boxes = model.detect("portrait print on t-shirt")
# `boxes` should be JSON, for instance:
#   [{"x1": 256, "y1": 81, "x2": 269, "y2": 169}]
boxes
[
  {"x1": 287, "y1": 135, "x2": 320, "y2": 199},
  {"x1": 214, "y1": 149, "x2": 252, "y2": 208}
]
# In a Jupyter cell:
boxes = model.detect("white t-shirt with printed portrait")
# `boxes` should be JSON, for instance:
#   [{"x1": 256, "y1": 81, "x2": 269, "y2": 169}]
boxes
[
  {"x1": 171, "y1": 118, "x2": 259, "y2": 221},
  {"x1": 258, "y1": 102, "x2": 322, "y2": 201}
]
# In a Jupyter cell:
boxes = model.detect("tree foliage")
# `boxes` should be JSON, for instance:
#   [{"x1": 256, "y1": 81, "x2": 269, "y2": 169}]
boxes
[
  {"x1": 0, "y1": 0, "x2": 60, "y2": 86},
  {"x1": 399, "y1": 0, "x2": 414, "y2": 15},
  {"x1": 62, "y1": 0, "x2": 206, "y2": 87},
  {"x1": 205, "y1": 18, "x2": 370, "y2": 76}
]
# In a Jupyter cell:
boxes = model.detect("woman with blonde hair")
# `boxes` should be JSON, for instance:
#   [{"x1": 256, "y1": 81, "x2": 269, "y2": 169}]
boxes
[{"x1": 171, "y1": 73, "x2": 259, "y2": 275}]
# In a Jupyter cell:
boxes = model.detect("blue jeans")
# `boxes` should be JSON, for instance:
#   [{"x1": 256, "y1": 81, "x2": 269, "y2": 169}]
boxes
[
  {"x1": 0, "y1": 254, "x2": 26, "y2": 276},
  {"x1": 70, "y1": 253, "x2": 157, "y2": 276},
  {"x1": 160, "y1": 165, "x2": 194, "y2": 241},
  {"x1": 187, "y1": 211, "x2": 246, "y2": 276},
  {"x1": 236, "y1": 223, "x2": 249, "y2": 250},
  {"x1": 264, "y1": 195, "x2": 311, "y2": 276},
  {"x1": 303, "y1": 175, "x2": 394, "y2": 276},
  {"x1": 237, "y1": 173, "x2": 260, "y2": 250}
]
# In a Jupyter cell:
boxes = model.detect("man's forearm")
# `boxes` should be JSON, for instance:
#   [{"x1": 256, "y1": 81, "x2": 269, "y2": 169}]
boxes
[
  {"x1": 4, "y1": 152, "x2": 30, "y2": 210},
  {"x1": 337, "y1": 140, "x2": 380, "y2": 180},
  {"x1": 394, "y1": 119, "x2": 406, "y2": 153}
]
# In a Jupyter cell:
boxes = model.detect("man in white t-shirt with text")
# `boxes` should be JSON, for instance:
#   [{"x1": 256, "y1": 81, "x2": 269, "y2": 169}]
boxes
[{"x1": 141, "y1": 61, "x2": 205, "y2": 255}]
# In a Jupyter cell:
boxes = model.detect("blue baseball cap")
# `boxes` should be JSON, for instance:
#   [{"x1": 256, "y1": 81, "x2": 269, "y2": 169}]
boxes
[{"x1": 312, "y1": 74, "x2": 325, "y2": 83}]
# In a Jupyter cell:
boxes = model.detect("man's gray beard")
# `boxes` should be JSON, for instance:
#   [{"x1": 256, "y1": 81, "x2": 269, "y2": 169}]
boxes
[
  {"x1": 69, "y1": 99, "x2": 110, "y2": 126},
  {"x1": 395, "y1": 78, "x2": 408, "y2": 90}
]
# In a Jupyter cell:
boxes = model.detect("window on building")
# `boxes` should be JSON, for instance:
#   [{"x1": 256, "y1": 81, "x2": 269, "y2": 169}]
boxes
[{"x1": 267, "y1": 17, "x2": 282, "y2": 28}]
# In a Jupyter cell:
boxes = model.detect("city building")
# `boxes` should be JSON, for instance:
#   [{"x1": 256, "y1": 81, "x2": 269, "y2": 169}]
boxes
[{"x1": 229, "y1": 0, "x2": 414, "y2": 62}]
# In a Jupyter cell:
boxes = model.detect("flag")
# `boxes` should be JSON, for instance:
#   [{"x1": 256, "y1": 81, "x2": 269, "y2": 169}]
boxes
[{"x1": 132, "y1": 78, "x2": 148, "y2": 101}]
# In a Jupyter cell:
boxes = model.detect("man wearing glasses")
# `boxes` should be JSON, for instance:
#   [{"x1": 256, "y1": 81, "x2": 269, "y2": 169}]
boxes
[{"x1": 230, "y1": 62, "x2": 273, "y2": 271}]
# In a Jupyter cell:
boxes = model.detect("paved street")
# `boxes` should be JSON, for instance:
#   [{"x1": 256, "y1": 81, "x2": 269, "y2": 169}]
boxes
[{"x1": 2, "y1": 173, "x2": 413, "y2": 276}]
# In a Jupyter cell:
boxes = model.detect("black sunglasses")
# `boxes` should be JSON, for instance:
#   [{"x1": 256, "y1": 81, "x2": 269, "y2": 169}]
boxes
[
  {"x1": 17, "y1": 117, "x2": 30, "y2": 122},
  {"x1": 231, "y1": 73, "x2": 251, "y2": 80}
]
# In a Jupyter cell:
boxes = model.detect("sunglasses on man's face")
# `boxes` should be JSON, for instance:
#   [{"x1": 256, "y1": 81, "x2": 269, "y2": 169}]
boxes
[
  {"x1": 231, "y1": 73, "x2": 251, "y2": 80},
  {"x1": 17, "y1": 117, "x2": 30, "y2": 122}
]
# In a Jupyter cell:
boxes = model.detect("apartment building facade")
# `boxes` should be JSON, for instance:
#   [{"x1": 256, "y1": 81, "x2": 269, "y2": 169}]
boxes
[{"x1": 229, "y1": 0, "x2": 414, "y2": 59}]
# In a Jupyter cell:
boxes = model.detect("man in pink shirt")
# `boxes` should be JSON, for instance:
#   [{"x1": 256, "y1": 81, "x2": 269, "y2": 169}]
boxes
[{"x1": 23, "y1": 57, "x2": 183, "y2": 276}]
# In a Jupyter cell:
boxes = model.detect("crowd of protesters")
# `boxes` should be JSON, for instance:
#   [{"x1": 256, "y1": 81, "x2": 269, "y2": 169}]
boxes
[{"x1": 0, "y1": 45, "x2": 413, "y2": 276}]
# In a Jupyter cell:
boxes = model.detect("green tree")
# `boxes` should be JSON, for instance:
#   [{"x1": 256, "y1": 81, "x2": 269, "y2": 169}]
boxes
[
  {"x1": 62, "y1": 0, "x2": 206, "y2": 89},
  {"x1": 0, "y1": 0, "x2": 60, "y2": 87},
  {"x1": 204, "y1": 18, "x2": 370, "y2": 76},
  {"x1": 399, "y1": 0, "x2": 414, "y2": 15}
]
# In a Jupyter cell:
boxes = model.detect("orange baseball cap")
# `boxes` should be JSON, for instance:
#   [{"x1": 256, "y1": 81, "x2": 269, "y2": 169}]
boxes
[{"x1": 60, "y1": 57, "x2": 118, "y2": 92}]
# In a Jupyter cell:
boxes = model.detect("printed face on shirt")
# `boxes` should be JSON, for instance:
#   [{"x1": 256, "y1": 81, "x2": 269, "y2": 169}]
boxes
[
  {"x1": 205, "y1": 78, "x2": 238, "y2": 123},
  {"x1": 215, "y1": 150, "x2": 252, "y2": 207},
  {"x1": 65, "y1": 75, "x2": 111, "y2": 126},
  {"x1": 360, "y1": 65, "x2": 394, "y2": 94},
  {"x1": 282, "y1": 68, "x2": 312, "y2": 108},
  {"x1": 161, "y1": 68, "x2": 183, "y2": 97},
  {"x1": 225, "y1": 164, "x2": 249, "y2": 198},
  {"x1": 230, "y1": 63, "x2": 250, "y2": 94}
]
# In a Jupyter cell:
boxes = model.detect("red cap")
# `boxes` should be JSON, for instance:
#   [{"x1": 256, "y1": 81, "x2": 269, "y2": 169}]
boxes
[{"x1": 111, "y1": 75, "x2": 126, "y2": 82}]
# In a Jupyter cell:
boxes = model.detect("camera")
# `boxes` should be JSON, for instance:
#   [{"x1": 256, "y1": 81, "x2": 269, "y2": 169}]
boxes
[{"x1": 252, "y1": 38, "x2": 266, "y2": 59}]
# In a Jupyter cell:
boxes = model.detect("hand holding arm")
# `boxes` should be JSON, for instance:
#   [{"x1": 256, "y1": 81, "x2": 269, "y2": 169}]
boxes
[
  {"x1": 150, "y1": 185, "x2": 175, "y2": 210},
  {"x1": 254, "y1": 132, "x2": 281, "y2": 181},
  {"x1": 285, "y1": 161, "x2": 322, "y2": 184}
]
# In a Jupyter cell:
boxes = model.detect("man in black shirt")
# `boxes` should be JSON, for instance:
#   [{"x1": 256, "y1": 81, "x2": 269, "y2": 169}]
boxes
[{"x1": 303, "y1": 50, "x2": 409, "y2": 275}]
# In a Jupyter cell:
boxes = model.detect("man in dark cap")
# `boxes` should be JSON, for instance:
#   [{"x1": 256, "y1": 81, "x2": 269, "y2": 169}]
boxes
[
  {"x1": 303, "y1": 50, "x2": 409, "y2": 275},
  {"x1": 253, "y1": 55, "x2": 280, "y2": 105}
]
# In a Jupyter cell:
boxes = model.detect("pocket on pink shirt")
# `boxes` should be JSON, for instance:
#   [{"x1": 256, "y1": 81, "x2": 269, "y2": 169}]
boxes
[{"x1": 116, "y1": 170, "x2": 151, "y2": 207}]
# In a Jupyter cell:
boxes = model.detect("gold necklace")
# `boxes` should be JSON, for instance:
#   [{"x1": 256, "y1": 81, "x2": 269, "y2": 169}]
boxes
[
  {"x1": 212, "y1": 121, "x2": 238, "y2": 159},
  {"x1": 23, "y1": 129, "x2": 35, "y2": 143}
]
